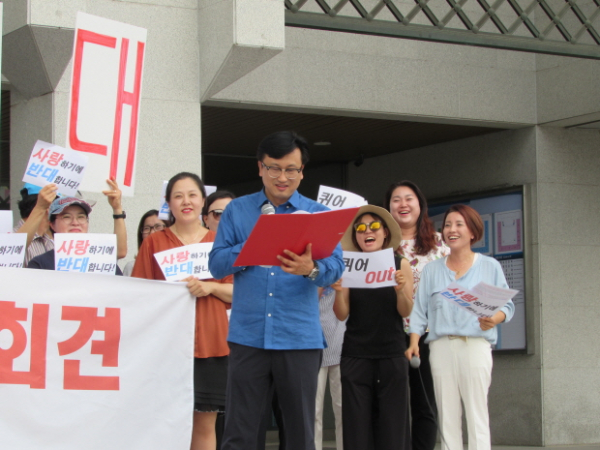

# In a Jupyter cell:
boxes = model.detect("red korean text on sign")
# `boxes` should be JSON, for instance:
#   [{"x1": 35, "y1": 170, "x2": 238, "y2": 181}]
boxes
[
  {"x1": 0, "y1": 301, "x2": 49, "y2": 389},
  {"x1": 58, "y1": 306, "x2": 121, "y2": 390}
]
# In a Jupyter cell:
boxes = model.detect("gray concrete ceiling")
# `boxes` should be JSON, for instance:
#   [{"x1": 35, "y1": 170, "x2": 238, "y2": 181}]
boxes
[{"x1": 201, "y1": 105, "x2": 504, "y2": 187}]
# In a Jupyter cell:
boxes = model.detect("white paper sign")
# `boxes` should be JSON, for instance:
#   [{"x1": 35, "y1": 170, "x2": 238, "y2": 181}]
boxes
[
  {"x1": 0, "y1": 210, "x2": 13, "y2": 233},
  {"x1": 439, "y1": 281, "x2": 518, "y2": 318},
  {"x1": 66, "y1": 12, "x2": 147, "y2": 196},
  {"x1": 0, "y1": 268, "x2": 194, "y2": 450},
  {"x1": 54, "y1": 233, "x2": 118, "y2": 275},
  {"x1": 0, "y1": 233, "x2": 27, "y2": 268},
  {"x1": 341, "y1": 248, "x2": 397, "y2": 288},
  {"x1": 22, "y1": 140, "x2": 89, "y2": 196},
  {"x1": 158, "y1": 183, "x2": 217, "y2": 221},
  {"x1": 317, "y1": 185, "x2": 367, "y2": 210},
  {"x1": 154, "y1": 242, "x2": 213, "y2": 282}
]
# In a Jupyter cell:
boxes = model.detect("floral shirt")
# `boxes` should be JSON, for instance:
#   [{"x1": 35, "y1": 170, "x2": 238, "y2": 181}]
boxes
[{"x1": 399, "y1": 232, "x2": 450, "y2": 331}]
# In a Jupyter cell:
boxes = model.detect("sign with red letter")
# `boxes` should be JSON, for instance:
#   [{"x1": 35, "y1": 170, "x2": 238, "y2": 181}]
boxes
[
  {"x1": 0, "y1": 268, "x2": 194, "y2": 450},
  {"x1": 66, "y1": 13, "x2": 147, "y2": 196}
]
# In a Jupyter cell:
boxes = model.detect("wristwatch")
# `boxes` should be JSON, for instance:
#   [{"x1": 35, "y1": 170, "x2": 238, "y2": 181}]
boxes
[
  {"x1": 113, "y1": 211, "x2": 126, "y2": 219},
  {"x1": 304, "y1": 261, "x2": 320, "y2": 281}
]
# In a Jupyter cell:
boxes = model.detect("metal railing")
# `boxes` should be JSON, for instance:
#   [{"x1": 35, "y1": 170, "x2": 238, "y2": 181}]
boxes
[{"x1": 285, "y1": 0, "x2": 600, "y2": 59}]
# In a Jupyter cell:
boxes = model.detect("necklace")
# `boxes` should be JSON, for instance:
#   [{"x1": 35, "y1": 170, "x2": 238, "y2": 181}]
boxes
[
  {"x1": 172, "y1": 225, "x2": 203, "y2": 245},
  {"x1": 447, "y1": 253, "x2": 475, "y2": 279}
]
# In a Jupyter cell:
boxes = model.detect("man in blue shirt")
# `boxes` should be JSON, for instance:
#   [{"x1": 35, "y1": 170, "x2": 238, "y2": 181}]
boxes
[{"x1": 209, "y1": 131, "x2": 345, "y2": 450}]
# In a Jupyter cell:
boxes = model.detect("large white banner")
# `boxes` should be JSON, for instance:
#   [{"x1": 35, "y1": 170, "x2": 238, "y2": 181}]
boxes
[
  {"x1": 66, "y1": 12, "x2": 147, "y2": 196},
  {"x1": 0, "y1": 268, "x2": 194, "y2": 450}
]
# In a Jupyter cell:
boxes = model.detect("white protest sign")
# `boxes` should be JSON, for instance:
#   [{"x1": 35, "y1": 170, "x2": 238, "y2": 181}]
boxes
[
  {"x1": 54, "y1": 233, "x2": 118, "y2": 275},
  {"x1": 439, "y1": 281, "x2": 518, "y2": 318},
  {"x1": 158, "y1": 180, "x2": 170, "y2": 220},
  {"x1": 0, "y1": 210, "x2": 13, "y2": 233},
  {"x1": 0, "y1": 233, "x2": 27, "y2": 268},
  {"x1": 0, "y1": 268, "x2": 194, "y2": 450},
  {"x1": 66, "y1": 12, "x2": 147, "y2": 196},
  {"x1": 317, "y1": 186, "x2": 367, "y2": 210},
  {"x1": 341, "y1": 248, "x2": 397, "y2": 288},
  {"x1": 154, "y1": 242, "x2": 213, "y2": 282},
  {"x1": 22, "y1": 140, "x2": 89, "y2": 196},
  {"x1": 158, "y1": 183, "x2": 217, "y2": 221}
]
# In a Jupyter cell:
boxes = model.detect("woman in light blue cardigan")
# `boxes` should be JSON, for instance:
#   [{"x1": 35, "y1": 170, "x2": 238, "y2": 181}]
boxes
[{"x1": 406, "y1": 204, "x2": 515, "y2": 450}]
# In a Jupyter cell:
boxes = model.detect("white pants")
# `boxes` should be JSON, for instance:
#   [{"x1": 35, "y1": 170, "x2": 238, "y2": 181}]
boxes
[
  {"x1": 430, "y1": 336, "x2": 493, "y2": 450},
  {"x1": 314, "y1": 365, "x2": 343, "y2": 450}
]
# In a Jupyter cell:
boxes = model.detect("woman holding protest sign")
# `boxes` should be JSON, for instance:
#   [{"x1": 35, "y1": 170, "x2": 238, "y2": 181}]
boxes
[
  {"x1": 332, "y1": 205, "x2": 413, "y2": 450},
  {"x1": 405, "y1": 204, "x2": 515, "y2": 450},
  {"x1": 132, "y1": 172, "x2": 232, "y2": 450},
  {"x1": 384, "y1": 180, "x2": 449, "y2": 450}
]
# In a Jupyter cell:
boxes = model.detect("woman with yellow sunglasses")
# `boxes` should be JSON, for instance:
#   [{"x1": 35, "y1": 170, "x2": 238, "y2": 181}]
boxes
[{"x1": 332, "y1": 205, "x2": 414, "y2": 450}]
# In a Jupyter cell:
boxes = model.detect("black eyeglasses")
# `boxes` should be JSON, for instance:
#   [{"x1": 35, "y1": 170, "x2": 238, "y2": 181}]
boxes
[
  {"x1": 354, "y1": 221, "x2": 382, "y2": 233},
  {"x1": 208, "y1": 209, "x2": 224, "y2": 220},
  {"x1": 142, "y1": 223, "x2": 165, "y2": 234}
]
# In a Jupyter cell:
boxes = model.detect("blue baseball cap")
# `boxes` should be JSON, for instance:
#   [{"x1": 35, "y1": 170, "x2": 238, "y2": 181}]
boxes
[{"x1": 49, "y1": 197, "x2": 92, "y2": 217}]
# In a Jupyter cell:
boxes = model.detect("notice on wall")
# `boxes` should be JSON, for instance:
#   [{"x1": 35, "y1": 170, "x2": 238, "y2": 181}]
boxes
[
  {"x1": 341, "y1": 248, "x2": 397, "y2": 289},
  {"x1": 66, "y1": 12, "x2": 147, "y2": 196}
]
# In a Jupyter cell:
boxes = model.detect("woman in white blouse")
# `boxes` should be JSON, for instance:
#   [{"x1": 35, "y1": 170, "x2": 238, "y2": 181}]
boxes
[{"x1": 406, "y1": 204, "x2": 515, "y2": 450}]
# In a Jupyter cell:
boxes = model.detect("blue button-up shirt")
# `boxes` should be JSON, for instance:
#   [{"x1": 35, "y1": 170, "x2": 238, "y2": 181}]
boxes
[
  {"x1": 409, "y1": 254, "x2": 515, "y2": 345},
  {"x1": 209, "y1": 190, "x2": 345, "y2": 350}
]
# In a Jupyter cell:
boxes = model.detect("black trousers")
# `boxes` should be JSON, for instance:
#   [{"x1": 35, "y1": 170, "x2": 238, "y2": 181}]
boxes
[
  {"x1": 222, "y1": 343, "x2": 321, "y2": 450},
  {"x1": 407, "y1": 333, "x2": 438, "y2": 450},
  {"x1": 341, "y1": 356, "x2": 411, "y2": 450}
]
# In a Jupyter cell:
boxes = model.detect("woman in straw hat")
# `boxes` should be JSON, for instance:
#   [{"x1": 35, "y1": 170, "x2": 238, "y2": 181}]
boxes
[{"x1": 332, "y1": 205, "x2": 413, "y2": 450}]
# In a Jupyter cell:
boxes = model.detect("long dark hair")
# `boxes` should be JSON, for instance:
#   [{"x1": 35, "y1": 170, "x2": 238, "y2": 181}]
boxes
[
  {"x1": 165, "y1": 172, "x2": 206, "y2": 224},
  {"x1": 384, "y1": 180, "x2": 436, "y2": 256}
]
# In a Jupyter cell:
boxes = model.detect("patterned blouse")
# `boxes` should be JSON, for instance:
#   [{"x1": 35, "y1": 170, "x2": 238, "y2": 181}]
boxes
[{"x1": 399, "y1": 232, "x2": 450, "y2": 331}]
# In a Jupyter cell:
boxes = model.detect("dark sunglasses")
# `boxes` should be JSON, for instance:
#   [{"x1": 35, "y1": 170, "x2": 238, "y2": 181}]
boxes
[
  {"x1": 354, "y1": 221, "x2": 382, "y2": 233},
  {"x1": 208, "y1": 209, "x2": 224, "y2": 220}
]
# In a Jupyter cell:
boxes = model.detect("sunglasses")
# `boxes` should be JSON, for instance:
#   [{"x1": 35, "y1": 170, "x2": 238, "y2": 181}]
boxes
[
  {"x1": 354, "y1": 221, "x2": 382, "y2": 233},
  {"x1": 208, "y1": 209, "x2": 224, "y2": 220}
]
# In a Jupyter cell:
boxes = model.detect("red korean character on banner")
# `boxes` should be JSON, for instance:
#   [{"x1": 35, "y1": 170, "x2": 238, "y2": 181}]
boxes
[
  {"x1": 57, "y1": 306, "x2": 121, "y2": 390},
  {"x1": 0, "y1": 301, "x2": 49, "y2": 389},
  {"x1": 176, "y1": 250, "x2": 190, "y2": 263}
]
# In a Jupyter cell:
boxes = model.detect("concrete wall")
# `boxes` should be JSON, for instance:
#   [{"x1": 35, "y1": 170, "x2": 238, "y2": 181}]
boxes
[
  {"x1": 208, "y1": 26, "x2": 537, "y2": 128},
  {"x1": 7, "y1": 0, "x2": 202, "y2": 265},
  {"x1": 535, "y1": 126, "x2": 600, "y2": 445}
]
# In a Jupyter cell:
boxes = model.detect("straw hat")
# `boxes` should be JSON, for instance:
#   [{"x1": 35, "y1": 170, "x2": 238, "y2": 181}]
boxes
[{"x1": 341, "y1": 205, "x2": 402, "y2": 252}]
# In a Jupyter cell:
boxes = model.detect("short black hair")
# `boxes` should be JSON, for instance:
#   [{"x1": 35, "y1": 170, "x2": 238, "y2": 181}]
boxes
[
  {"x1": 257, "y1": 131, "x2": 310, "y2": 165},
  {"x1": 202, "y1": 190, "x2": 236, "y2": 218},
  {"x1": 136, "y1": 209, "x2": 171, "y2": 250}
]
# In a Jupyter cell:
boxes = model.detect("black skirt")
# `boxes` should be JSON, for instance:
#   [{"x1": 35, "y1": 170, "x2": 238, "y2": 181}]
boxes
[{"x1": 193, "y1": 356, "x2": 228, "y2": 413}]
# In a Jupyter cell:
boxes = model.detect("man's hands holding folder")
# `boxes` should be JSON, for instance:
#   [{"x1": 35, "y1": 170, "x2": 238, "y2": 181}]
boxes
[{"x1": 277, "y1": 243, "x2": 315, "y2": 276}]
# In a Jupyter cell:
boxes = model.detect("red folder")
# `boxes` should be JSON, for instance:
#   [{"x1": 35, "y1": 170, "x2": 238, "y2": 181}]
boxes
[{"x1": 234, "y1": 207, "x2": 360, "y2": 267}]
